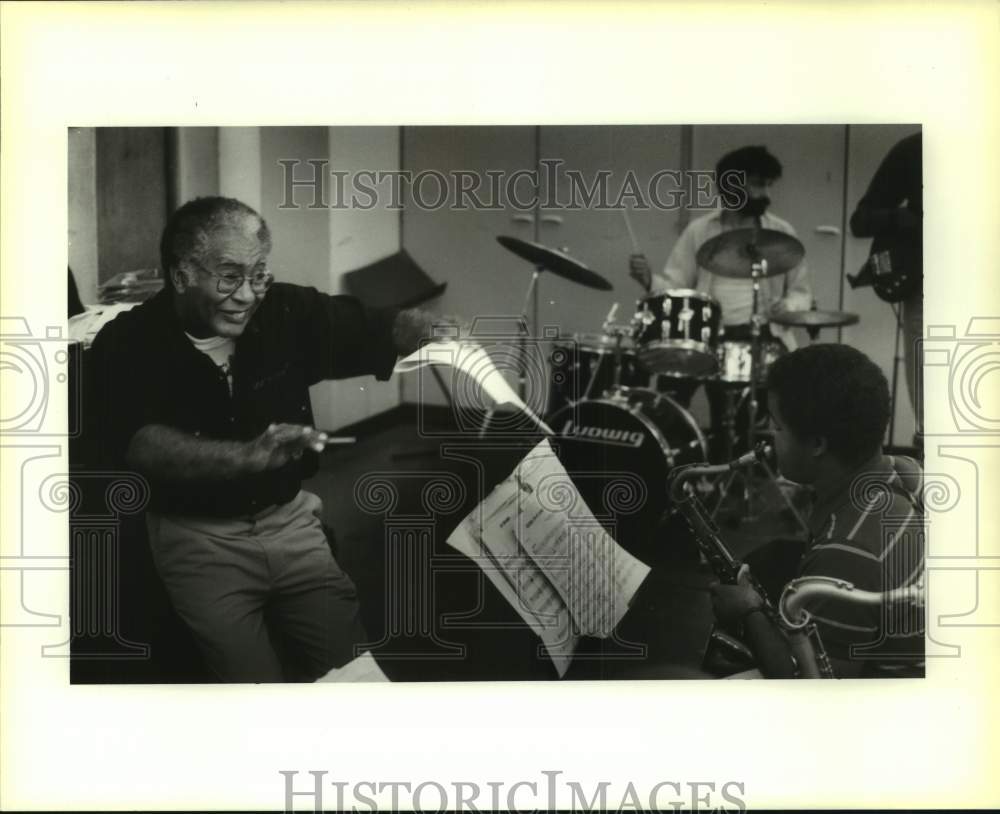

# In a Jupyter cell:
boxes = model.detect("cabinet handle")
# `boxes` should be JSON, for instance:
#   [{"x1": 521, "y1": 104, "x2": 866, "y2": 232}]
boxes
[
  {"x1": 815, "y1": 225, "x2": 841, "y2": 236},
  {"x1": 540, "y1": 214, "x2": 564, "y2": 225},
  {"x1": 511, "y1": 214, "x2": 535, "y2": 224}
]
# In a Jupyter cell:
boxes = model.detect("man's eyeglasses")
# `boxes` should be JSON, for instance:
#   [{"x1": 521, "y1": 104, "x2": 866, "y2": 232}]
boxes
[{"x1": 189, "y1": 260, "x2": 274, "y2": 295}]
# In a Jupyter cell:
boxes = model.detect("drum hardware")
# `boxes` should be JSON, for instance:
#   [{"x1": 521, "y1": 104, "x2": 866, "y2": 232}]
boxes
[
  {"x1": 701, "y1": 219, "x2": 808, "y2": 534},
  {"x1": 694, "y1": 227, "x2": 805, "y2": 279},
  {"x1": 497, "y1": 235, "x2": 614, "y2": 406},
  {"x1": 547, "y1": 329, "x2": 646, "y2": 417},
  {"x1": 551, "y1": 386, "x2": 708, "y2": 552},
  {"x1": 496, "y1": 236, "x2": 614, "y2": 292},
  {"x1": 631, "y1": 289, "x2": 723, "y2": 379},
  {"x1": 770, "y1": 306, "x2": 860, "y2": 340},
  {"x1": 715, "y1": 338, "x2": 786, "y2": 385},
  {"x1": 588, "y1": 302, "x2": 631, "y2": 399}
]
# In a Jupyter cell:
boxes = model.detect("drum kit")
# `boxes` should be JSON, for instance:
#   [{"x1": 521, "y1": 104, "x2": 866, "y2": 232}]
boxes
[{"x1": 497, "y1": 226, "x2": 861, "y2": 529}]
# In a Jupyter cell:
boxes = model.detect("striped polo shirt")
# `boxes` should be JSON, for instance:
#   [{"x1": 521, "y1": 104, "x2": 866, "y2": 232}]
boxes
[{"x1": 797, "y1": 454, "x2": 925, "y2": 675}]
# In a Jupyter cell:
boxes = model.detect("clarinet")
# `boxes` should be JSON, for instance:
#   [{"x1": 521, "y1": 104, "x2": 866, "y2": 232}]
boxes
[{"x1": 667, "y1": 444, "x2": 835, "y2": 678}]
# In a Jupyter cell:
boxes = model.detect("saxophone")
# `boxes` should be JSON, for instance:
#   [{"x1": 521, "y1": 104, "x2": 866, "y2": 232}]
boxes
[
  {"x1": 667, "y1": 443, "x2": 774, "y2": 595},
  {"x1": 667, "y1": 443, "x2": 836, "y2": 678},
  {"x1": 778, "y1": 576, "x2": 925, "y2": 677}
]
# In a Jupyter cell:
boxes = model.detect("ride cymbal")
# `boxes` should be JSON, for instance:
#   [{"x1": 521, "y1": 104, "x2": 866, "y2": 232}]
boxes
[{"x1": 695, "y1": 228, "x2": 805, "y2": 279}]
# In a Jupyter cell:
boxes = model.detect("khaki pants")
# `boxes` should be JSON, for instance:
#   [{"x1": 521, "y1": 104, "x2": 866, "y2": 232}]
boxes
[{"x1": 146, "y1": 490, "x2": 366, "y2": 682}]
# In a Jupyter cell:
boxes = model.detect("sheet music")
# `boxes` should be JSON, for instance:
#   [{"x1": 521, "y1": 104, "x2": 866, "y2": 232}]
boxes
[
  {"x1": 447, "y1": 491, "x2": 578, "y2": 678},
  {"x1": 446, "y1": 439, "x2": 651, "y2": 676},
  {"x1": 394, "y1": 340, "x2": 554, "y2": 434},
  {"x1": 513, "y1": 441, "x2": 651, "y2": 637}
]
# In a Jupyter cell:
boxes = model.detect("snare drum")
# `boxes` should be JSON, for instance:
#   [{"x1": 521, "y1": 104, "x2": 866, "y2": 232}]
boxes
[
  {"x1": 633, "y1": 290, "x2": 722, "y2": 379},
  {"x1": 716, "y1": 339, "x2": 786, "y2": 386},
  {"x1": 547, "y1": 333, "x2": 647, "y2": 416}
]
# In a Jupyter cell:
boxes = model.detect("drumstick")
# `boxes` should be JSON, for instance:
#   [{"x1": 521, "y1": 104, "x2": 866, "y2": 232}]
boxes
[
  {"x1": 622, "y1": 207, "x2": 652, "y2": 293},
  {"x1": 621, "y1": 207, "x2": 642, "y2": 255}
]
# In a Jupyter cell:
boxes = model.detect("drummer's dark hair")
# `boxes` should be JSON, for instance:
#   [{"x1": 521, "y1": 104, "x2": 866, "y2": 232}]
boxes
[
  {"x1": 766, "y1": 344, "x2": 889, "y2": 466},
  {"x1": 716, "y1": 145, "x2": 783, "y2": 183}
]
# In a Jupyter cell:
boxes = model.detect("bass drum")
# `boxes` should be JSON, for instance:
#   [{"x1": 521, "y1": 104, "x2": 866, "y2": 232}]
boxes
[{"x1": 549, "y1": 387, "x2": 707, "y2": 555}]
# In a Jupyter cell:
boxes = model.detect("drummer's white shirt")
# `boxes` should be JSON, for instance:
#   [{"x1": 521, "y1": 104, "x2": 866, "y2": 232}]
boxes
[{"x1": 653, "y1": 209, "x2": 813, "y2": 348}]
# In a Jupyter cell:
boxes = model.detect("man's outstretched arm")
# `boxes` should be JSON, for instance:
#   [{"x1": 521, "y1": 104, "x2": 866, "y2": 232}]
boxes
[{"x1": 126, "y1": 423, "x2": 329, "y2": 482}]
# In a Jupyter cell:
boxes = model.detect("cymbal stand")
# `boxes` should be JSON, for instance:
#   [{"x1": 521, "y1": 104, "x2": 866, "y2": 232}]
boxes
[
  {"x1": 582, "y1": 304, "x2": 624, "y2": 402},
  {"x1": 721, "y1": 237, "x2": 766, "y2": 518},
  {"x1": 518, "y1": 266, "x2": 542, "y2": 400},
  {"x1": 711, "y1": 223, "x2": 809, "y2": 534},
  {"x1": 478, "y1": 264, "x2": 540, "y2": 439}
]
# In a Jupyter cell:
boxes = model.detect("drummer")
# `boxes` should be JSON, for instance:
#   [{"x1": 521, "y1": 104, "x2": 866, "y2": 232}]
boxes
[
  {"x1": 630, "y1": 145, "x2": 813, "y2": 453},
  {"x1": 633, "y1": 145, "x2": 812, "y2": 349}
]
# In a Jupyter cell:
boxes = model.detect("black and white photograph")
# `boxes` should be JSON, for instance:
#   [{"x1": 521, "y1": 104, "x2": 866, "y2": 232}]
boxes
[
  {"x1": 66, "y1": 124, "x2": 925, "y2": 685},
  {"x1": 2, "y1": 2, "x2": 998, "y2": 812}
]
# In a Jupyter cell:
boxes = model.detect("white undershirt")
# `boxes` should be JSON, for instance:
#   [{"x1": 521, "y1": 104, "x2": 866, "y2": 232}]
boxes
[{"x1": 185, "y1": 332, "x2": 235, "y2": 395}]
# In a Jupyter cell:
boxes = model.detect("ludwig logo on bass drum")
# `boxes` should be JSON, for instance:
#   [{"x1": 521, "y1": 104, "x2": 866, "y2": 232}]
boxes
[{"x1": 561, "y1": 419, "x2": 645, "y2": 448}]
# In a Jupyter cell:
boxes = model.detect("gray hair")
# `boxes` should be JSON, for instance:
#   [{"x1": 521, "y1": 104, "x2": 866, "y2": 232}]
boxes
[{"x1": 159, "y1": 196, "x2": 271, "y2": 276}]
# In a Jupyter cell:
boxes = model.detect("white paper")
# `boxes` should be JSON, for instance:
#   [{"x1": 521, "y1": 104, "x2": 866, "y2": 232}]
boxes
[
  {"x1": 447, "y1": 517, "x2": 578, "y2": 678},
  {"x1": 394, "y1": 340, "x2": 554, "y2": 434},
  {"x1": 315, "y1": 651, "x2": 391, "y2": 683},
  {"x1": 446, "y1": 439, "x2": 651, "y2": 676},
  {"x1": 512, "y1": 440, "x2": 651, "y2": 637}
]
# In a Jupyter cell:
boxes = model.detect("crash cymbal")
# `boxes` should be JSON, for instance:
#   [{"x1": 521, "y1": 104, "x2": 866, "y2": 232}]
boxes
[
  {"x1": 695, "y1": 228, "x2": 805, "y2": 279},
  {"x1": 497, "y1": 236, "x2": 613, "y2": 291},
  {"x1": 770, "y1": 309, "x2": 860, "y2": 328}
]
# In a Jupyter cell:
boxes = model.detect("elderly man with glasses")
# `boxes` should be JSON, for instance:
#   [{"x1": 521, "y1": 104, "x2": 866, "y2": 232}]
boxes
[{"x1": 89, "y1": 196, "x2": 437, "y2": 682}]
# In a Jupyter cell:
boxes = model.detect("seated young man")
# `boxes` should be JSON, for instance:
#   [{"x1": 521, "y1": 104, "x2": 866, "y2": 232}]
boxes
[{"x1": 710, "y1": 344, "x2": 924, "y2": 678}]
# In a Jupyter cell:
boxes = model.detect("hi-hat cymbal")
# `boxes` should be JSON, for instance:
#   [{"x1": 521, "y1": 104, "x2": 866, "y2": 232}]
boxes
[
  {"x1": 695, "y1": 228, "x2": 805, "y2": 279},
  {"x1": 770, "y1": 309, "x2": 860, "y2": 328},
  {"x1": 497, "y1": 236, "x2": 613, "y2": 291}
]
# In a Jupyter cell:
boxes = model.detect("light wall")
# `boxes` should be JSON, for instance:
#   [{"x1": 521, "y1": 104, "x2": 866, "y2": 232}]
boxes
[
  {"x1": 68, "y1": 127, "x2": 99, "y2": 304},
  {"x1": 259, "y1": 126, "x2": 404, "y2": 431}
]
